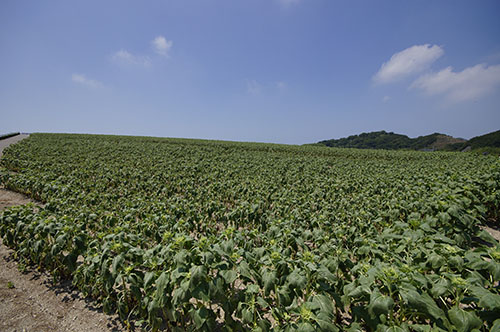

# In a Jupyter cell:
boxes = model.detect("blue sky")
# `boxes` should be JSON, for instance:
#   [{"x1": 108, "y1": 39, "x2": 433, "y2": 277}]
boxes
[{"x1": 1, "y1": 0, "x2": 499, "y2": 144}]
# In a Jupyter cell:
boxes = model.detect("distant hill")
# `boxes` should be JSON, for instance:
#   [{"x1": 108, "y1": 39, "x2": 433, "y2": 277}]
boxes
[
  {"x1": 317, "y1": 131, "x2": 465, "y2": 151},
  {"x1": 445, "y1": 130, "x2": 500, "y2": 152}
]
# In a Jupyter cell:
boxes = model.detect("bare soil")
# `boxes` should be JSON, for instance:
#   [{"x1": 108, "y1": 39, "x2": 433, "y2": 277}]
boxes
[
  {"x1": 0, "y1": 188, "x2": 37, "y2": 210},
  {"x1": 431, "y1": 134, "x2": 466, "y2": 150}
]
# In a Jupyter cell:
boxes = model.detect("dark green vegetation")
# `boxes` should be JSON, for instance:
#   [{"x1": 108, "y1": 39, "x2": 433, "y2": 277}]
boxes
[
  {"x1": 446, "y1": 130, "x2": 500, "y2": 154},
  {"x1": 317, "y1": 130, "x2": 500, "y2": 152},
  {"x1": 0, "y1": 132, "x2": 20, "y2": 140},
  {"x1": 1, "y1": 133, "x2": 500, "y2": 332},
  {"x1": 316, "y1": 131, "x2": 464, "y2": 151}
]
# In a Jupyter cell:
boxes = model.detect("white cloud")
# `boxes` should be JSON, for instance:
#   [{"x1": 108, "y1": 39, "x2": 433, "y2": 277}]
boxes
[
  {"x1": 246, "y1": 80, "x2": 262, "y2": 95},
  {"x1": 277, "y1": 0, "x2": 301, "y2": 7},
  {"x1": 71, "y1": 74, "x2": 104, "y2": 89},
  {"x1": 373, "y1": 44, "x2": 444, "y2": 84},
  {"x1": 152, "y1": 36, "x2": 173, "y2": 56},
  {"x1": 411, "y1": 63, "x2": 500, "y2": 102},
  {"x1": 382, "y1": 96, "x2": 391, "y2": 103},
  {"x1": 112, "y1": 49, "x2": 151, "y2": 66}
]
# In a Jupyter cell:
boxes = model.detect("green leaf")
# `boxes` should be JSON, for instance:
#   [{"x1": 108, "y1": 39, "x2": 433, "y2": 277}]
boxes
[
  {"x1": 155, "y1": 271, "x2": 169, "y2": 295},
  {"x1": 478, "y1": 292, "x2": 500, "y2": 310},
  {"x1": 191, "y1": 282, "x2": 210, "y2": 302},
  {"x1": 73, "y1": 234, "x2": 86, "y2": 252},
  {"x1": 367, "y1": 289, "x2": 394, "y2": 318},
  {"x1": 287, "y1": 269, "x2": 307, "y2": 290},
  {"x1": 427, "y1": 253, "x2": 445, "y2": 269},
  {"x1": 315, "y1": 317, "x2": 339, "y2": 332},
  {"x1": 346, "y1": 322, "x2": 364, "y2": 332},
  {"x1": 238, "y1": 260, "x2": 254, "y2": 280},
  {"x1": 246, "y1": 284, "x2": 260, "y2": 294},
  {"x1": 191, "y1": 307, "x2": 208, "y2": 329},
  {"x1": 278, "y1": 286, "x2": 292, "y2": 306},
  {"x1": 317, "y1": 266, "x2": 337, "y2": 283},
  {"x1": 465, "y1": 252, "x2": 490, "y2": 270},
  {"x1": 189, "y1": 265, "x2": 207, "y2": 288},
  {"x1": 311, "y1": 294, "x2": 334, "y2": 315},
  {"x1": 384, "y1": 327, "x2": 406, "y2": 332},
  {"x1": 257, "y1": 319, "x2": 271, "y2": 332},
  {"x1": 111, "y1": 253, "x2": 124, "y2": 277},
  {"x1": 491, "y1": 319, "x2": 500, "y2": 332},
  {"x1": 256, "y1": 296, "x2": 269, "y2": 309},
  {"x1": 262, "y1": 270, "x2": 276, "y2": 294},
  {"x1": 449, "y1": 256, "x2": 464, "y2": 270},
  {"x1": 172, "y1": 287, "x2": 188, "y2": 305},
  {"x1": 242, "y1": 307, "x2": 253, "y2": 324},
  {"x1": 409, "y1": 324, "x2": 447, "y2": 332},
  {"x1": 489, "y1": 261, "x2": 500, "y2": 281},
  {"x1": 173, "y1": 249, "x2": 188, "y2": 265},
  {"x1": 221, "y1": 269, "x2": 238, "y2": 284},
  {"x1": 297, "y1": 322, "x2": 316, "y2": 332},
  {"x1": 56, "y1": 234, "x2": 67, "y2": 247},
  {"x1": 346, "y1": 284, "x2": 371, "y2": 299},
  {"x1": 469, "y1": 285, "x2": 500, "y2": 310},
  {"x1": 147, "y1": 298, "x2": 158, "y2": 315},
  {"x1": 144, "y1": 271, "x2": 155, "y2": 288},
  {"x1": 430, "y1": 278, "x2": 450, "y2": 298},
  {"x1": 448, "y1": 307, "x2": 482, "y2": 332},
  {"x1": 478, "y1": 230, "x2": 498, "y2": 245},
  {"x1": 400, "y1": 288, "x2": 449, "y2": 326}
]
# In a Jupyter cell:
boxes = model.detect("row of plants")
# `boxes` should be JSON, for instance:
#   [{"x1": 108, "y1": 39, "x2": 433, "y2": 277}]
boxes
[
  {"x1": 1, "y1": 133, "x2": 500, "y2": 331},
  {"x1": 0, "y1": 132, "x2": 20, "y2": 140}
]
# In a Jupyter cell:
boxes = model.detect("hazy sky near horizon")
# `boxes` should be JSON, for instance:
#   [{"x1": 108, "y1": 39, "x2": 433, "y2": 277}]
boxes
[{"x1": 1, "y1": 0, "x2": 499, "y2": 144}]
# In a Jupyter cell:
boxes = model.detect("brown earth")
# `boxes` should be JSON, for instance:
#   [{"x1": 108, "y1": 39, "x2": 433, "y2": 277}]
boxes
[
  {"x1": 0, "y1": 188, "x2": 37, "y2": 210},
  {"x1": 431, "y1": 134, "x2": 466, "y2": 150}
]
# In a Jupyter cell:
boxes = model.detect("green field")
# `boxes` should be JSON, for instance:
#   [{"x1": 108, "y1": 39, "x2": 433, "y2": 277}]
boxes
[{"x1": 1, "y1": 133, "x2": 500, "y2": 331}]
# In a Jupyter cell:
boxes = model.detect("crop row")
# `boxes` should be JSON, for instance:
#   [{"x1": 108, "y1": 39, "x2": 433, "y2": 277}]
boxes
[{"x1": 1, "y1": 133, "x2": 500, "y2": 331}]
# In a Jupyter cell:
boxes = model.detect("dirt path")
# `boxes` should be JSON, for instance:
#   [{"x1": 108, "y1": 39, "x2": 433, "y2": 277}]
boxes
[{"x1": 0, "y1": 136, "x2": 128, "y2": 332}]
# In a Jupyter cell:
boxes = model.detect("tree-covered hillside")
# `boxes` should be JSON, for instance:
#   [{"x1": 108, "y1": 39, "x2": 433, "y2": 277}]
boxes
[
  {"x1": 317, "y1": 131, "x2": 461, "y2": 150},
  {"x1": 317, "y1": 130, "x2": 500, "y2": 152},
  {"x1": 446, "y1": 130, "x2": 500, "y2": 152}
]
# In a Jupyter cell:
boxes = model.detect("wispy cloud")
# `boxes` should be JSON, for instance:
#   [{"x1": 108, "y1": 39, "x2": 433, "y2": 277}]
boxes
[
  {"x1": 111, "y1": 49, "x2": 151, "y2": 67},
  {"x1": 152, "y1": 36, "x2": 173, "y2": 56},
  {"x1": 71, "y1": 73, "x2": 104, "y2": 89},
  {"x1": 382, "y1": 96, "x2": 391, "y2": 103},
  {"x1": 411, "y1": 63, "x2": 500, "y2": 103},
  {"x1": 374, "y1": 44, "x2": 443, "y2": 84},
  {"x1": 246, "y1": 80, "x2": 262, "y2": 95}
]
